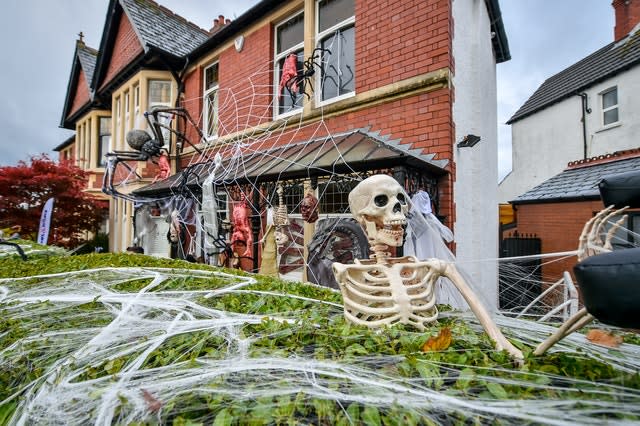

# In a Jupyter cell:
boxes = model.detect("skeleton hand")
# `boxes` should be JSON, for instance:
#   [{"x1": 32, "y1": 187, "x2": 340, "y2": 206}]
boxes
[{"x1": 577, "y1": 206, "x2": 628, "y2": 262}]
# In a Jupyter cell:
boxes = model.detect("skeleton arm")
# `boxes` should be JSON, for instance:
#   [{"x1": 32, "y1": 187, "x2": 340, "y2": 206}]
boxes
[{"x1": 425, "y1": 259, "x2": 523, "y2": 360}]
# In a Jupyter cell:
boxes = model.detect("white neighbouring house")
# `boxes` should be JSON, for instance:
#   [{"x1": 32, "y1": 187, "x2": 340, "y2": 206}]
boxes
[{"x1": 499, "y1": 0, "x2": 640, "y2": 204}]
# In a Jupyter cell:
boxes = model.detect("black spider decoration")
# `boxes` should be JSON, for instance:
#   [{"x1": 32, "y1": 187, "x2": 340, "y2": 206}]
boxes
[
  {"x1": 102, "y1": 107, "x2": 207, "y2": 202},
  {"x1": 280, "y1": 47, "x2": 332, "y2": 106}
]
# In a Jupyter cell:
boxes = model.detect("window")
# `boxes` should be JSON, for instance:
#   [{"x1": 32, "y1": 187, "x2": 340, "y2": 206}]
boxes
[
  {"x1": 203, "y1": 63, "x2": 219, "y2": 139},
  {"x1": 275, "y1": 12, "x2": 304, "y2": 116},
  {"x1": 133, "y1": 84, "x2": 141, "y2": 127},
  {"x1": 601, "y1": 87, "x2": 619, "y2": 126},
  {"x1": 97, "y1": 117, "x2": 111, "y2": 167},
  {"x1": 149, "y1": 80, "x2": 173, "y2": 144},
  {"x1": 115, "y1": 97, "x2": 121, "y2": 149},
  {"x1": 317, "y1": 0, "x2": 355, "y2": 103},
  {"x1": 148, "y1": 80, "x2": 172, "y2": 109},
  {"x1": 124, "y1": 90, "x2": 131, "y2": 133}
]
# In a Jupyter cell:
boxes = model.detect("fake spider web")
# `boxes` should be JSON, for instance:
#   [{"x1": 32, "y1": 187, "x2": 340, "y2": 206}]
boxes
[
  {"x1": 84, "y1": 42, "x2": 640, "y2": 423},
  {"x1": 108, "y1": 47, "x2": 640, "y2": 330},
  {"x1": 1, "y1": 265, "x2": 639, "y2": 425}
]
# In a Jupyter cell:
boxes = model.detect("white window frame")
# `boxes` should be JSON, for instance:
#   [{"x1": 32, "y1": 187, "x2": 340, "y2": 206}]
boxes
[
  {"x1": 115, "y1": 96, "x2": 122, "y2": 150},
  {"x1": 601, "y1": 86, "x2": 619, "y2": 127},
  {"x1": 97, "y1": 116, "x2": 111, "y2": 168},
  {"x1": 203, "y1": 62, "x2": 219, "y2": 141},
  {"x1": 124, "y1": 90, "x2": 131, "y2": 134},
  {"x1": 315, "y1": 0, "x2": 355, "y2": 106},
  {"x1": 274, "y1": 11, "x2": 305, "y2": 119},
  {"x1": 133, "y1": 84, "x2": 141, "y2": 128}
]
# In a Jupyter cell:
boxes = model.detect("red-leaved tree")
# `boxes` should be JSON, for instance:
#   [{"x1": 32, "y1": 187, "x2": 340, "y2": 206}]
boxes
[{"x1": 0, "y1": 154, "x2": 106, "y2": 248}]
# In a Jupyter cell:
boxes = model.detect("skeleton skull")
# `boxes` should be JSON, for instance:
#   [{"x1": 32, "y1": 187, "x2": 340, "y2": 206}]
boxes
[{"x1": 349, "y1": 175, "x2": 408, "y2": 247}]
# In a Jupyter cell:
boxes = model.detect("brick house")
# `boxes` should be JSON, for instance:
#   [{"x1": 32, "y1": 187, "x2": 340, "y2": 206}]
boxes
[
  {"x1": 59, "y1": 0, "x2": 510, "y2": 308},
  {"x1": 58, "y1": 36, "x2": 110, "y2": 232},
  {"x1": 508, "y1": 149, "x2": 640, "y2": 300}
]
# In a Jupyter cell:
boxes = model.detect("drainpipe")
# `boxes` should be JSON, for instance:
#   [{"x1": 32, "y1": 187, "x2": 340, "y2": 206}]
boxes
[{"x1": 577, "y1": 92, "x2": 592, "y2": 159}]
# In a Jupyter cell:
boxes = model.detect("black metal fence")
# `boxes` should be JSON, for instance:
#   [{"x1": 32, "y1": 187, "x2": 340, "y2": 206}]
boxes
[{"x1": 499, "y1": 230, "x2": 542, "y2": 311}]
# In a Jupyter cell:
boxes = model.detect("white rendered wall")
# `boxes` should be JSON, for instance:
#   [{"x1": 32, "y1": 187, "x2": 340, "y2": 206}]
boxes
[
  {"x1": 498, "y1": 66, "x2": 640, "y2": 203},
  {"x1": 452, "y1": 0, "x2": 499, "y2": 310}
]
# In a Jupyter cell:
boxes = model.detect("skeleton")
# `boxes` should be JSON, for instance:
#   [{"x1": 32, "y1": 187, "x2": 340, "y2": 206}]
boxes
[
  {"x1": 534, "y1": 205, "x2": 628, "y2": 356},
  {"x1": 332, "y1": 175, "x2": 523, "y2": 360},
  {"x1": 274, "y1": 185, "x2": 290, "y2": 247}
]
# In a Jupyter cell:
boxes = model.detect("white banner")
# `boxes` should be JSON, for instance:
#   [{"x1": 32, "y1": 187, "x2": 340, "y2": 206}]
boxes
[{"x1": 37, "y1": 198, "x2": 55, "y2": 245}]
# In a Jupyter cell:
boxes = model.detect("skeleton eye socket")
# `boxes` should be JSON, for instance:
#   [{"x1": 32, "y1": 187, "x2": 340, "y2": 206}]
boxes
[
  {"x1": 397, "y1": 193, "x2": 406, "y2": 204},
  {"x1": 374, "y1": 194, "x2": 388, "y2": 207}
]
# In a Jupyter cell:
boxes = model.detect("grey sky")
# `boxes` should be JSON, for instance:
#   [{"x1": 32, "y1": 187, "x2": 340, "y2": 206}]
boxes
[{"x1": 0, "y1": 1, "x2": 614, "y2": 181}]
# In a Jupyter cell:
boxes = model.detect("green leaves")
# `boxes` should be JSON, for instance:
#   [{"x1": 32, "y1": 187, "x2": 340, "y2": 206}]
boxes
[{"x1": 2, "y1": 253, "x2": 640, "y2": 424}]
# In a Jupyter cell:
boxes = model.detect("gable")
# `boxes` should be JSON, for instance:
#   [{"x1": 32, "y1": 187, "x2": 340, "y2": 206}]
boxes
[
  {"x1": 68, "y1": 68, "x2": 91, "y2": 118},
  {"x1": 60, "y1": 42, "x2": 99, "y2": 129},
  {"x1": 100, "y1": 12, "x2": 144, "y2": 90}
]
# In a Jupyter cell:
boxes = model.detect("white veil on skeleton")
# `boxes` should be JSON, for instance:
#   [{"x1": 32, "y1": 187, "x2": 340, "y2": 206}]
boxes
[{"x1": 404, "y1": 190, "x2": 469, "y2": 310}]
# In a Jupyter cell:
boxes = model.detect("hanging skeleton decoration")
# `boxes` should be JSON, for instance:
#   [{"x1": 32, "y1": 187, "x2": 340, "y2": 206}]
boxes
[
  {"x1": 332, "y1": 175, "x2": 523, "y2": 360},
  {"x1": 274, "y1": 185, "x2": 290, "y2": 247}
]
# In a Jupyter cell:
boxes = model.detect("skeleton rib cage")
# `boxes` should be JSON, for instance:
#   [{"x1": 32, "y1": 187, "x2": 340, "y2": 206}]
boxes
[{"x1": 336, "y1": 257, "x2": 439, "y2": 330}]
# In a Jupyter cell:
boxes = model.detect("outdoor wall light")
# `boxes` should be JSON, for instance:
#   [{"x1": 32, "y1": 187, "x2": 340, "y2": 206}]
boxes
[{"x1": 457, "y1": 134, "x2": 481, "y2": 148}]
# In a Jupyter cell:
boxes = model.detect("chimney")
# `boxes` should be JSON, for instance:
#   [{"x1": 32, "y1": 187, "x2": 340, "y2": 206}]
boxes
[
  {"x1": 209, "y1": 14, "x2": 231, "y2": 34},
  {"x1": 613, "y1": 0, "x2": 640, "y2": 41}
]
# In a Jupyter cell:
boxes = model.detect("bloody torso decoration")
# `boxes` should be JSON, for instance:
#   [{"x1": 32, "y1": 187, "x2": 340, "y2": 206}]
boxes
[
  {"x1": 231, "y1": 196, "x2": 253, "y2": 257},
  {"x1": 301, "y1": 192, "x2": 319, "y2": 223},
  {"x1": 278, "y1": 53, "x2": 299, "y2": 98}
]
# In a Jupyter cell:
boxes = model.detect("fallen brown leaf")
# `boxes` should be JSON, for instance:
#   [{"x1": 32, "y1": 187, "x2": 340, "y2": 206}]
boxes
[
  {"x1": 421, "y1": 327, "x2": 452, "y2": 352},
  {"x1": 586, "y1": 329, "x2": 623, "y2": 348},
  {"x1": 141, "y1": 389, "x2": 163, "y2": 412}
]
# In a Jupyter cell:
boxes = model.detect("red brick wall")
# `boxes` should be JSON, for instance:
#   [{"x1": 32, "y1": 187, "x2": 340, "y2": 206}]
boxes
[
  {"x1": 69, "y1": 69, "x2": 90, "y2": 118},
  {"x1": 179, "y1": 0, "x2": 455, "y2": 220},
  {"x1": 218, "y1": 25, "x2": 274, "y2": 132},
  {"x1": 356, "y1": 0, "x2": 452, "y2": 92},
  {"x1": 513, "y1": 200, "x2": 604, "y2": 283},
  {"x1": 101, "y1": 13, "x2": 144, "y2": 90}
]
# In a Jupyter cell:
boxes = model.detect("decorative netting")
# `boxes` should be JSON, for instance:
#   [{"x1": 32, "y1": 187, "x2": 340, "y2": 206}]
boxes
[
  {"x1": 64, "y1": 32, "x2": 640, "y2": 424},
  {"x1": 1, "y1": 262, "x2": 639, "y2": 425}
]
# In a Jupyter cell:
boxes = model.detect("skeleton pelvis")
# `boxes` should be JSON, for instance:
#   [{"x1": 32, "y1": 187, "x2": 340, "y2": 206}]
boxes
[{"x1": 332, "y1": 257, "x2": 438, "y2": 330}]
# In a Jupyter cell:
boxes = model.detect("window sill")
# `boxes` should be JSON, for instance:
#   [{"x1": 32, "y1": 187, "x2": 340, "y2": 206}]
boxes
[
  {"x1": 317, "y1": 91, "x2": 356, "y2": 109},
  {"x1": 274, "y1": 107, "x2": 303, "y2": 121},
  {"x1": 596, "y1": 122, "x2": 622, "y2": 133}
]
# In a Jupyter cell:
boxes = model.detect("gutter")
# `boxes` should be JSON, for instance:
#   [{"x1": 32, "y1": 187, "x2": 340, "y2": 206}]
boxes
[
  {"x1": 511, "y1": 194, "x2": 600, "y2": 205},
  {"x1": 577, "y1": 92, "x2": 592, "y2": 160}
]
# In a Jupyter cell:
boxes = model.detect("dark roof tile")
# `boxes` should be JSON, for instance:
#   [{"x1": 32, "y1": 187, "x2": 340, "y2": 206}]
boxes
[
  {"x1": 512, "y1": 154, "x2": 640, "y2": 203},
  {"x1": 77, "y1": 44, "x2": 98, "y2": 86},
  {"x1": 120, "y1": 0, "x2": 209, "y2": 57},
  {"x1": 507, "y1": 29, "x2": 640, "y2": 124}
]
